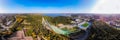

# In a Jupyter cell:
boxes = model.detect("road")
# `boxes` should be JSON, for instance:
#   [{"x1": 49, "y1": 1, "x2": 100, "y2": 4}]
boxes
[
  {"x1": 70, "y1": 22, "x2": 92, "y2": 40},
  {"x1": 42, "y1": 17, "x2": 93, "y2": 40},
  {"x1": 0, "y1": 16, "x2": 16, "y2": 31},
  {"x1": 42, "y1": 18, "x2": 71, "y2": 35}
]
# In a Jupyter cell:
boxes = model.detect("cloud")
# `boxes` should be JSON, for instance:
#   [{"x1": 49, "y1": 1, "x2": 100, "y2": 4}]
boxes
[{"x1": 91, "y1": 0, "x2": 120, "y2": 13}]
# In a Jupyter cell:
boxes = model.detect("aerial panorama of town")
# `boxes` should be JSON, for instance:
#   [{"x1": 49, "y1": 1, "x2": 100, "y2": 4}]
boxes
[{"x1": 0, "y1": 14, "x2": 120, "y2": 40}]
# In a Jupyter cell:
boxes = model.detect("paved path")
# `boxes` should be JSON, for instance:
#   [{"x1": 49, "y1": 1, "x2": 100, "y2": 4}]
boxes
[
  {"x1": 42, "y1": 17, "x2": 92, "y2": 40},
  {"x1": 0, "y1": 16, "x2": 16, "y2": 31},
  {"x1": 42, "y1": 18, "x2": 71, "y2": 35}
]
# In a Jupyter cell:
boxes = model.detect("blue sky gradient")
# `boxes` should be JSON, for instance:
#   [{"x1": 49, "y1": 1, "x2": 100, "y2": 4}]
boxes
[
  {"x1": 0, "y1": 0, "x2": 96, "y2": 13},
  {"x1": 8, "y1": 0, "x2": 95, "y2": 7},
  {"x1": 11, "y1": 0, "x2": 80, "y2": 7}
]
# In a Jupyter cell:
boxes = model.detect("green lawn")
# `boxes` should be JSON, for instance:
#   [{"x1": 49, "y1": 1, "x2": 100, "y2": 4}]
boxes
[{"x1": 81, "y1": 22, "x2": 89, "y2": 27}]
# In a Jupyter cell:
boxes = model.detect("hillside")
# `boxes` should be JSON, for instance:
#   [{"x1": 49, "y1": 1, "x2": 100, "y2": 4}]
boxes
[
  {"x1": 87, "y1": 21, "x2": 120, "y2": 40},
  {"x1": 21, "y1": 14, "x2": 70, "y2": 40}
]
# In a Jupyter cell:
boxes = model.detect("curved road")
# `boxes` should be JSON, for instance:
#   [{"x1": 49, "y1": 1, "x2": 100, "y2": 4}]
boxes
[
  {"x1": 42, "y1": 18, "x2": 71, "y2": 35},
  {"x1": 70, "y1": 22, "x2": 92, "y2": 40},
  {"x1": 42, "y1": 17, "x2": 92, "y2": 40},
  {"x1": 0, "y1": 17, "x2": 16, "y2": 31}
]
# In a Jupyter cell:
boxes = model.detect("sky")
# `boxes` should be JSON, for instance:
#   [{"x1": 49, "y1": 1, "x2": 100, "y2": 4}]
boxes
[
  {"x1": 0, "y1": 0, "x2": 120, "y2": 13},
  {"x1": 43, "y1": 13, "x2": 66, "y2": 17},
  {"x1": 91, "y1": 0, "x2": 120, "y2": 13},
  {"x1": 0, "y1": 0, "x2": 96, "y2": 13}
]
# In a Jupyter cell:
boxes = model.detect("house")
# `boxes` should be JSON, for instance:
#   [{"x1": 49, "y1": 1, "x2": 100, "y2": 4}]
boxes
[{"x1": 8, "y1": 30, "x2": 33, "y2": 40}]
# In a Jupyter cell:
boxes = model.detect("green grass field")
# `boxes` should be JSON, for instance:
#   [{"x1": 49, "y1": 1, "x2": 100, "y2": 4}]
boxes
[{"x1": 82, "y1": 22, "x2": 89, "y2": 27}]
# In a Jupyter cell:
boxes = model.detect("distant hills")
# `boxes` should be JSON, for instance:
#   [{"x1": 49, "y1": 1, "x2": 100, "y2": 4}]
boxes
[{"x1": 87, "y1": 21, "x2": 120, "y2": 40}]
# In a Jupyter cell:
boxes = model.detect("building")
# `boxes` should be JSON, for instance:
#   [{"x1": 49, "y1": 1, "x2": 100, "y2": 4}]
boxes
[{"x1": 8, "y1": 30, "x2": 33, "y2": 40}]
